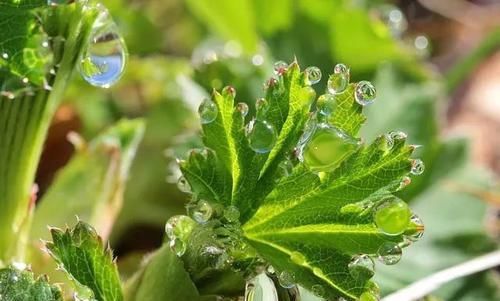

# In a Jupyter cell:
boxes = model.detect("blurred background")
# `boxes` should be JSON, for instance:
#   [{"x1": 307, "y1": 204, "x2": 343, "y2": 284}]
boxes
[{"x1": 34, "y1": 0, "x2": 500, "y2": 299}]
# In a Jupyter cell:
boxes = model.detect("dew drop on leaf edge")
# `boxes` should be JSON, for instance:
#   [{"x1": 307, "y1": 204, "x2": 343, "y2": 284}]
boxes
[
  {"x1": 277, "y1": 270, "x2": 295, "y2": 288},
  {"x1": 198, "y1": 98, "x2": 218, "y2": 124},
  {"x1": 305, "y1": 66, "x2": 322, "y2": 85},
  {"x1": 377, "y1": 242, "x2": 402, "y2": 265},
  {"x1": 410, "y1": 159, "x2": 425, "y2": 175},
  {"x1": 247, "y1": 119, "x2": 277, "y2": 154},
  {"x1": 354, "y1": 81, "x2": 376, "y2": 106},
  {"x1": 348, "y1": 254, "x2": 375, "y2": 281},
  {"x1": 374, "y1": 197, "x2": 411, "y2": 236},
  {"x1": 327, "y1": 63, "x2": 349, "y2": 94},
  {"x1": 191, "y1": 200, "x2": 214, "y2": 223}
]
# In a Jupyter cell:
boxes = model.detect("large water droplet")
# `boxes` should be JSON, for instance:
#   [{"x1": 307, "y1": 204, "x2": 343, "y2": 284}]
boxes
[
  {"x1": 198, "y1": 98, "x2": 218, "y2": 124},
  {"x1": 348, "y1": 255, "x2": 375, "y2": 280},
  {"x1": 410, "y1": 159, "x2": 425, "y2": 175},
  {"x1": 355, "y1": 81, "x2": 376, "y2": 106},
  {"x1": 191, "y1": 200, "x2": 213, "y2": 223},
  {"x1": 378, "y1": 4, "x2": 408, "y2": 38},
  {"x1": 247, "y1": 119, "x2": 277, "y2": 153},
  {"x1": 327, "y1": 63, "x2": 349, "y2": 94},
  {"x1": 305, "y1": 66, "x2": 322, "y2": 85},
  {"x1": 274, "y1": 60, "x2": 288, "y2": 75},
  {"x1": 377, "y1": 242, "x2": 402, "y2": 265},
  {"x1": 301, "y1": 124, "x2": 359, "y2": 172},
  {"x1": 278, "y1": 271, "x2": 295, "y2": 288},
  {"x1": 374, "y1": 197, "x2": 411, "y2": 236},
  {"x1": 165, "y1": 215, "x2": 196, "y2": 240},
  {"x1": 406, "y1": 214, "x2": 424, "y2": 241},
  {"x1": 78, "y1": 6, "x2": 127, "y2": 88}
]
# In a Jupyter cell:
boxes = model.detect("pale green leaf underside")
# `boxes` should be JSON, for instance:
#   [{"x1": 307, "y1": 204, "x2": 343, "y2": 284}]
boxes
[
  {"x1": 46, "y1": 222, "x2": 123, "y2": 301},
  {"x1": 0, "y1": 266, "x2": 62, "y2": 301}
]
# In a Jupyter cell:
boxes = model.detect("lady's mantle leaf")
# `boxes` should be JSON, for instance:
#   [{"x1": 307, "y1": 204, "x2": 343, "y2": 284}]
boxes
[{"x1": 46, "y1": 221, "x2": 123, "y2": 301}]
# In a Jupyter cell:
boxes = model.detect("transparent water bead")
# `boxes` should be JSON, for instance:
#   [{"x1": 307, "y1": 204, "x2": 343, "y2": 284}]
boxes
[
  {"x1": 247, "y1": 119, "x2": 277, "y2": 154},
  {"x1": 327, "y1": 63, "x2": 349, "y2": 94},
  {"x1": 169, "y1": 238, "x2": 187, "y2": 257},
  {"x1": 165, "y1": 215, "x2": 196, "y2": 240},
  {"x1": 278, "y1": 271, "x2": 295, "y2": 288},
  {"x1": 410, "y1": 159, "x2": 425, "y2": 175},
  {"x1": 406, "y1": 214, "x2": 424, "y2": 241},
  {"x1": 377, "y1": 242, "x2": 402, "y2": 265},
  {"x1": 378, "y1": 4, "x2": 408, "y2": 38},
  {"x1": 191, "y1": 200, "x2": 214, "y2": 223},
  {"x1": 348, "y1": 255, "x2": 375, "y2": 280},
  {"x1": 255, "y1": 98, "x2": 269, "y2": 120},
  {"x1": 274, "y1": 60, "x2": 288, "y2": 75},
  {"x1": 236, "y1": 102, "x2": 249, "y2": 117},
  {"x1": 388, "y1": 130, "x2": 407, "y2": 141},
  {"x1": 198, "y1": 98, "x2": 218, "y2": 124},
  {"x1": 374, "y1": 197, "x2": 411, "y2": 236},
  {"x1": 177, "y1": 176, "x2": 191, "y2": 193},
  {"x1": 78, "y1": 5, "x2": 127, "y2": 88},
  {"x1": 305, "y1": 66, "x2": 322, "y2": 85},
  {"x1": 301, "y1": 124, "x2": 359, "y2": 172},
  {"x1": 354, "y1": 81, "x2": 376, "y2": 106},
  {"x1": 317, "y1": 94, "x2": 336, "y2": 117}
]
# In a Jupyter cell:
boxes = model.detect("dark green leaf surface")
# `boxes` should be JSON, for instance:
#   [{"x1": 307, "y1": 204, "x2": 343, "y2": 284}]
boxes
[
  {"x1": 46, "y1": 222, "x2": 123, "y2": 301},
  {"x1": 0, "y1": 266, "x2": 62, "y2": 301}
]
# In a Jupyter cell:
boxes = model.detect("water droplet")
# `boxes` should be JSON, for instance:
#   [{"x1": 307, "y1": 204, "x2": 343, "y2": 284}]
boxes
[
  {"x1": 374, "y1": 197, "x2": 411, "y2": 236},
  {"x1": 377, "y1": 242, "x2": 402, "y2": 265},
  {"x1": 327, "y1": 63, "x2": 349, "y2": 94},
  {"x1": 406, "y1": 214, "x2": 424, "y2": 241},
  {"x1": 223, "y1": 206, "x2": 240, "y2": 223},
  {"x1": 278, "y1": 270, "x2": 295, "y2": 288},
  {"x1": 317, "y1": 94, "x2": 336, "y2": 117},
  {"x1": 410, "y1": 159, "x2": 425, "y2": 175},
  {"x1": 348, "y1": 255, "x2": 375, "y2": 280},
  {"x1": 274, "y1": 60, "x2": 288, "y2": 75},
  {"x1": 358, "y1": 291, "x2": 379, "y2": 301},
  {"x1": 247, "y1": 119, "x2": 277, "y2": 153},
  {"x1": 177, "y1": 176, "x2": 191, "y2": 193},
  {"x1": 255, "y1": 98, "x2": 269, "y2": 120},
  {"x1": 277, "y1": 159, "x2": 294, "y2": 178},
  {"x1": 299, "y1": 114, "x2": 318, "y2": 145},
  {"x1": 266, "y1": 265, "x2": 276, "y2": 275},
  {"x1": 311, "y1": 284, "x2": 326, "y2": 298},
  {"x1": 355, "y1": 81, "x2": 376, "y2": 106},
  {"x1": 305, "y1": 66, "x2": 322, "y2": 85},
  {"x1": 388, "y1": 130, "x2": 407, "y2": 141},
  {"x1": 382, "y1": 133, "x2": 394, "y2": 150},
  {"x1": 252, "y1": 54, "x2": 264, "y2": 66},
  {"x1": 169, "y1": 238, "x2": 187, "y2": 257},
  {"x1": 201, "y1": 245, "x2": 229, "y2": 269},
  {"x1": 289, "y1": 252, "x2": 307, "y2": 265},
  {"x1": 191, "y1": 200, "x2": 213, "y2": 223},
  {"x1": 198, "y1": 98, "x2": 218, "y2": 124},
  {"x1": 236, "y1": 102, "x2": 249, "y2": 117},
  {"x1": 378, "y1": 4, "x2": 407, "y2": 38},
  {"x1": 165, "y1": 215, "x2": 196, "y2": 240},
  {"x1": 301, "y1": 124, "x2": 359, "y2": 172},
  {"x1": 397, "y1": 176, "x2": 412, "y2": 191},
  {"x1": 78, "y1": 6, "x2": 127, "y2": 88}
]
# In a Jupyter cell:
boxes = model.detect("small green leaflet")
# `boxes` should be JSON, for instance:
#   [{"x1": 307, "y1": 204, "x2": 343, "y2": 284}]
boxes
[
  {"x1": 0, "y1": 265, "x2": 63, "y2": 301},
  {"x1": 180, "y1": 61, "x2": 417, "y2": 300},
  {"x1": 46, "y1": 221, "x2": 124, "y2": 301}
]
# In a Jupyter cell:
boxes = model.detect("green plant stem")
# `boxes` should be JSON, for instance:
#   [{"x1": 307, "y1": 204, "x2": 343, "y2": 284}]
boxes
[
  {"x1": 0, "y1": 4, "x2": 98, "y2": 263},
  {"x1": 445, "y1": 28, "x2": 500, "y2": 93}
]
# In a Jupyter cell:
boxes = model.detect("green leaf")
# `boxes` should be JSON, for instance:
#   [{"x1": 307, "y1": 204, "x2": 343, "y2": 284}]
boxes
[
  {"x1": 179, "y1": 62, "x2": 420, "y2": 300},
  {"x1": 124, "y1": 244, "x2": 200, "y2": 301},
  {"x1": 31, "y1": 119, "x2": 145, "y2": 241},
  {"x1": 0, "y1": 266, "x2": 63, "y2": 301},
  {"x1": 46, "y1": 221, "x2": 123, "y2": 301}
]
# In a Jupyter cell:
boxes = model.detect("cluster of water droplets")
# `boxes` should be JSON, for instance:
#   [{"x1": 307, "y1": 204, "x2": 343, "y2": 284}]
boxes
[{"x1": 77, "y1": 3, "x2": 127, "y2": 88}]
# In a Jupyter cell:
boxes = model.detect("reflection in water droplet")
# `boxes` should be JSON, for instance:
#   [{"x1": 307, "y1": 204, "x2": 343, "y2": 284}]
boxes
[
  {"x1": 274, "y1": 60, "x2": 288, "y2": 75},
  {"x1": 378, "y1": 4, "x2": 408, "y2": 38},
  {"x1": 78, "y1": 6, "x2": 127, "y2": 88},
  {"x1": 247, "y1": 119, "x2": 277, "y2": 154},
  {"x1": 388, "y1": 131, "x2": 407, "y2": 141},
  {"x1": 406, "y1": 214, "x2": 424, "y2": 241},
  {"x1": 169, "y1": 238, "x2": 187, "y2": 257},
  {"x1": 305, "y1": 66, "x2": 322, "y2": 85},
  {"x1": 191, "y1": 200, "x2": 213, "y2": 223},
  {"x1": 410, "y1": 159, "x2": 425, "y2": 175},
  {"x1": 355, "y1": 81, "x2": 376, "y2": 106},
  {"x1": 177, "y1": 176, "x2": 191, "y2": 193},
  {"x1": 236, "y1": 102, "x2": 249, "y2": 117},
  {"x1": 377, "y1": 242, "x2": 402, "y2": 265},
  {"x1": 317, "y1": 94, "x2": 336, "y2": 117},
  {"x1": 348, "y1": 255, "x2": 375, "y2": 280},
  {"x1": 198, "y1": 98, "x2": 218, "y2": 124},
  {"x1": 165, "y1": 215, "x2": 196, "y2": 240},
  {"x1": 301, "y1": 124, "x2": 359, "y2": 172},
  {"x1": 374, "y1": 197, "x2": 411, "y2": 236},
  {"x1": 327, "y1": 63, "x2": 349, "y2": 94},
  {"x1": 278, "y1": 271, "x2": 295, "y2": 288}
]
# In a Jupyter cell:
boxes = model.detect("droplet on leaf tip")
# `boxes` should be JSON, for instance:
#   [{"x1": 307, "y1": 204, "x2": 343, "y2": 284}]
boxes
[
  {"x1": 374, "y1": 197, "x2": 411, "y2": 236},
  {"x1": 247, "y1": 119, "x2": 277, "y2": 154},
  {"x1": 410, "y1": 159, "x2": 425, "y2": 175},
  {"x1": 377, "y1": 242, "x2": 402, "y2": 265},
  {"x1": 327, "y1": 63, "x2": 349, "y2": 94},
  {"x1": 354, "y1": 81, "x2": 376, "y2": 106},
  {"x1": 348, "y1": 254, "x2": 375, "y2": 280},
  {"x1": 273, "y1": 60, "x2": 288, "y2": 75},
  {"x1": 305, "y1": 66, "x2": 322, "y2": 85},
  {"x1": 198, "y1": 98, "x2": 218, "y2": 124}
]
